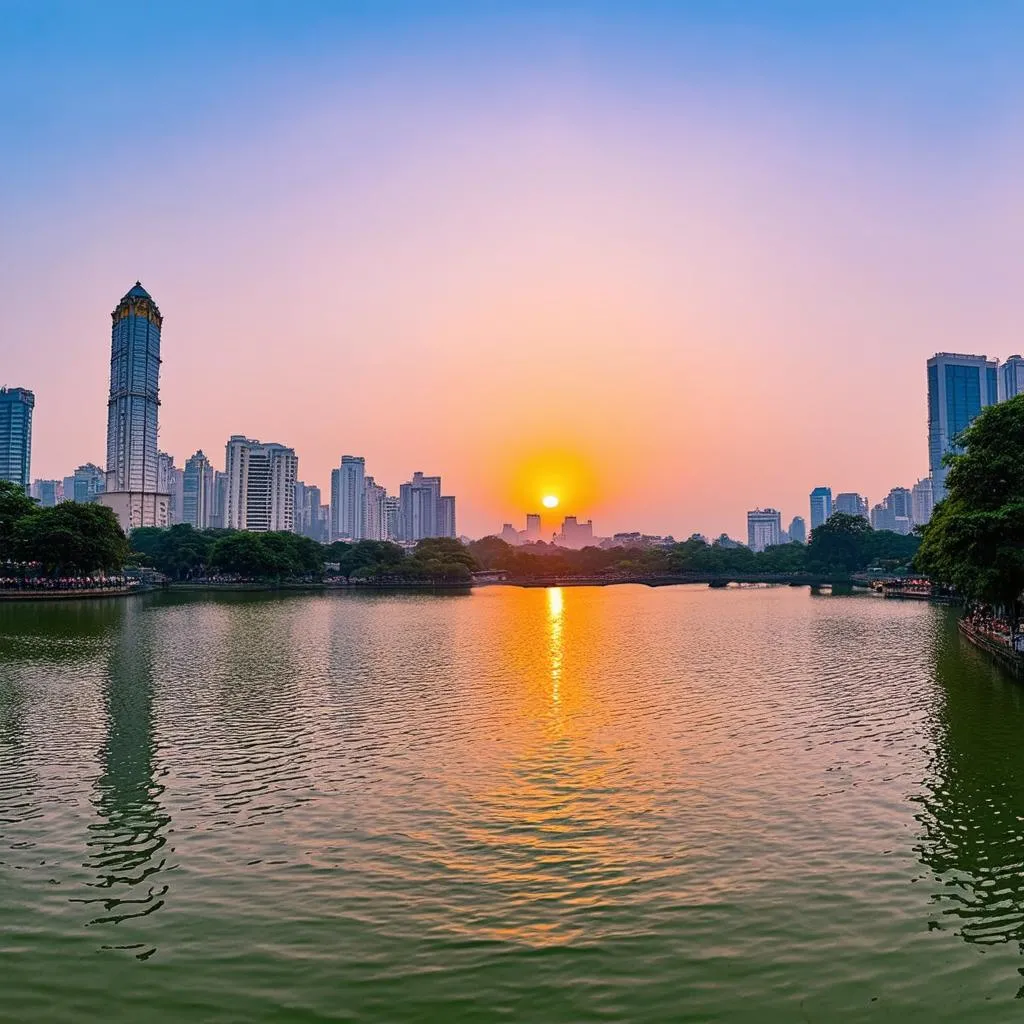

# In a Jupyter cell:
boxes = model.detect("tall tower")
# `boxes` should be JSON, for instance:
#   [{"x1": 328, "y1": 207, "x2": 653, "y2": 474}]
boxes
[{"x1": 97, "y1": 283, "x2": 169, "y2": 529}]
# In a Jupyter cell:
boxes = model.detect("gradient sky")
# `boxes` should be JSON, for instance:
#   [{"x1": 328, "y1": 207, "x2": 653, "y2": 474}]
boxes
[{"x1": 3, "y1": 1, "x2": 1024, "y2": 539}]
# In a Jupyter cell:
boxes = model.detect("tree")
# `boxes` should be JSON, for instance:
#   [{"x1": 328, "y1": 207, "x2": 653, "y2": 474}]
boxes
[
  {"x1": 17, "y1": 502, "x2": 129, "y2": 574},
  {"x1": 917, "y1": 395, "x2": 1024, "y2": 633},
  {"x1": 806, "y1": 513, "x2": 874, "y2": 573},
  {"x1": 0, "y1": 480, "x2": 37, "y2": 562}
]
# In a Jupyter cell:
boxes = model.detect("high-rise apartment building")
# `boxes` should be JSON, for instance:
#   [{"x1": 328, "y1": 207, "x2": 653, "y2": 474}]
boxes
[
  {"x1": 747, "y1": 508, "x2": 782, "y2": 553},
  {"x1": 0, "y1": 387, "x2": 34, "y2": 492},
  {"x1": 399, "y1": 472, "x2": 442, "y2": 542},
  {"x1": 1001, "y1": 355, "x2": 1024, "y2": 400},
  {"x1": 330, "y1": 456, "x2": 366, "y2": 540},
  {"x1": 809, "y1": 487, "x2": 832, "y2": 532},
  {"x1": 788, "y1": 516, "x2": 807, "y2": 545},
  {"x1": 209, "y1": 470, "x2": 229, "y2": 528},
  {"x1": 834, "y1": 492, "x2": 869, "y2": 520},
  {"x1": 99, "y1": 283, "x2": 169, "y2": 529},
  {"x1": 439, "y1": 496, "x2": 456, "y2": 539},
  {"x1": 364, "y1": 476, "x2": 387, "y2": 541},
  {"x1": 911, "y1": 478, "x2": 934, "y2": 526},
  {"x1": 294, "y1": 481, "x2": 325, "y2": 540},
  {"x1": 384, "y1": 495, "x2": 401, "y2": 541},
  {"x1": 927, "y1": 352, "x2": 999, "y2": 502},
  {"x1": 224, "y1": 435, "x2": 298, "y2": 532},
  {"x1": 31, "y1": 479, "x2": 61, "y2": 507},
  {"x1": 182, "y1": 450, "x2": 214, "y2": 528}
]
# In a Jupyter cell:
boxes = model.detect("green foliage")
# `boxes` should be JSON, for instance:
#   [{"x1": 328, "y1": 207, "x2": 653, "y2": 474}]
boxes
[
  {"x1": 0, "y1": 480, "x2": 37, "y2": 562},
  {"x1": 17, "y1": 502, "x2": 129, "y2": 574},
  {"x1": 917, "y1": 395, "x2": 1024, "y2": 625},
  {"x1": 469, "y1": 519, "x2": 918, "y2": 581},
  {"x1": 806, "y1": 513, "x2": 874, "y2": 573}
]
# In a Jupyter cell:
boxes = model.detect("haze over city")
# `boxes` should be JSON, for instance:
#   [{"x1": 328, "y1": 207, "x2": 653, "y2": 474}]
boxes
[{"x1": 5, "y1": 2, "x2": 1024, "y2": 538}]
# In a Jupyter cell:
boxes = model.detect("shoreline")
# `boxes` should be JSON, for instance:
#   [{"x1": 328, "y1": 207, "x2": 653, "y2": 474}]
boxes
[{"x1": 0, "y1": 585, "x2": 143, "y2": 602}]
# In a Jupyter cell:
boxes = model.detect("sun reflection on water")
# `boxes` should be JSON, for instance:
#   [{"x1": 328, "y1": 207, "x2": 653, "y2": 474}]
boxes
[{"x1": 547, "y1": 587, "x2": 564, "y2": 706}]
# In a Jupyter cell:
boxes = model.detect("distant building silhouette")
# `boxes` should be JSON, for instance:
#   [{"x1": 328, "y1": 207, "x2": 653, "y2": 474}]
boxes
[
  {"x1": 834, "y1": 492, "x2": 869, "y2": 520},
  {"x1": 788, "y1": 516, "x2": 807, "y2": 545}
]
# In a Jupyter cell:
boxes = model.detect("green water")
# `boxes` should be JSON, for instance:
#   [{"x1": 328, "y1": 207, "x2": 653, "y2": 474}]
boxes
[{"x1": 1, "y1": 585, "x2": 1023, "y2": 1022}]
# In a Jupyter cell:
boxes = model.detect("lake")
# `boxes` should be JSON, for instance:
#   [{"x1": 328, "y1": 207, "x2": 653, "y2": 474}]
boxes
[{"x1": 2, "y1": 585, "x2": 1024, "y2": 1021}]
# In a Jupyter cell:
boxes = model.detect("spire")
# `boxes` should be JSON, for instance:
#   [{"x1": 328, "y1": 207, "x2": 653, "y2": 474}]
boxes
[{"x1": 123, "y1": 281, "x2": 151, "y2": 301}]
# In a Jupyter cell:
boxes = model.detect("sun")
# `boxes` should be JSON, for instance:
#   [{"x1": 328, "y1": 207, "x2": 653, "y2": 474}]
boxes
[{"x1": 542, "y1": 495, "x2": 559, "y2": 509}]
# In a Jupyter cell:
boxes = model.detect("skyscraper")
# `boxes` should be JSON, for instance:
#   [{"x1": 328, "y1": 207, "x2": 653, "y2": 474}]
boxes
[
  {"x1": 330, "y1": 456, "x2": 366, "y2": 540},
  {"x1": 834, "y1": 492, "x2": 869, "y2": 520},
  {"x1": 0, "y1": 387, "x2": 34, "y2": 491},
  {"x1": 99, "y1": 283, "x2": 169, "y2": 529},
  {"x1": 182, "y1": 450, "x2": 214, "y2": 528},
  {"x1": 364, "y1": 476, "x2": 387, "y2": 541},
  {"x1": 225, "y1": 435, "x2": 298, "y2": 532},
  {"x1": 746, "y1": 508, "x2": 781, "y2": 553},
  {"x1": 1001, "y1": 355, "x2": 1024, "y2": 400},
  {"x1": 439, "y1": 496, "x2": 456, "y2": 539},
  {"x1": 809, "y1": 487, "x2": 832, "y2": 532},
  {"x1": 399, "y1": 472, "x2": 442, "y2": 542},
  {"x1": 927, "y1": 352, "x2": 999, "y2": 502},
  {"x1": 31, "y1": 479, "x2": 61, "y2": 507},
  {"x1": 911, "y1": 477, "x2": 934, "y2": 526},
  {"x1": 788, "y1": 516, "x2": 807, "y2": 545},
  {"x1": 71, "y1": 462, "x2": 106, "y2": 503},
  {"x1": 384, "y1": 495, "x2": 401, "y2": 541}
]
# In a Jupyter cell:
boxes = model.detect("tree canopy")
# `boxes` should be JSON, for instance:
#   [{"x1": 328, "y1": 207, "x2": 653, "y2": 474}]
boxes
[
  {"x1": 16, "y1": 501, "x2": 129, "y2": 574},
  {"x1": 917, "y1": 394, "x2": 1024, "y2": 627}
]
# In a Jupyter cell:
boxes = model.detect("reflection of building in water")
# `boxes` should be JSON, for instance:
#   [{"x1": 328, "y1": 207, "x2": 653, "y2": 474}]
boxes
[
  {"x1": 916, "y1": 621, "x2": 1024, "y2": 988},
  {"x1": 76, "y1": 599, "x2": 170, "y2": 959}
]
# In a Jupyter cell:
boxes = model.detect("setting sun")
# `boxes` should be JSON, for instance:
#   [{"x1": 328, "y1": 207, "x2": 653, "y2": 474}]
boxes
[{"x1": 542, "y1": 495, "x2": 559, "y2": 509}]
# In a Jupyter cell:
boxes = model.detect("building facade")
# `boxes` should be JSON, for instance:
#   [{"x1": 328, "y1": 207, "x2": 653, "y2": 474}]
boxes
[
  {"x1": 439, "y1": 495, "x2": 456, "y2": 539},
  {"x1": 182, "y1": 450, "x2": 214, "y2": 528},
  {"x1": 557, "y1": 516, "x2": 594, "y2": 548},
  {"x1": 809, "y1": 487, "x2": 832, "y2": 532},
  {"x1": 31, "y1": 479, "x2": 61, "y2": 507},
  {"x1": 0, "y1": 387, "x2": 34, "y2": 491},
  {"x1": 834, "y1": 492, "x2": 869, "y2": 520},
  {"x1": 399, "y1": 472, "x2": 442, "y2": 542},
  {"x1": 747, "y1": 508, "x2": 782, "y2": 553},
  {"x1": 927, "y1": 352, "x2": 999, "y2": 502},
  {"x1": 363, "y1": 476, "x2": 387, "y2": 541},
  {"x1": 225, "y1": 435, "x2": 298, "y2": 532},
  {"x1": 71, "y1": 463, "x2": 106, "y2": 503},
  {"x1": 911, "y1": 477, "x2": 934, "y2": 526},
  {"x1": 330, "y1": 456, "x2": 366, "y2": 541}
]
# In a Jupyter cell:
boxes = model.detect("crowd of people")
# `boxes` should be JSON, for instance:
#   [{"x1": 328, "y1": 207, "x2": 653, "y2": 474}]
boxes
[
  {"x1": 0, "y1": 575, "x2": 138, "y2": 593},
  {"x1": 963, "y1": 604, "x2": 1024, "y2": 652}
]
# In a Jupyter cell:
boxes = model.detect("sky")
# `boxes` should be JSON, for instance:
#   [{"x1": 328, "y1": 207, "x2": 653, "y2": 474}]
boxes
[{"x1": 3, "y1": 1, "x2": 1024, "y2": 540}]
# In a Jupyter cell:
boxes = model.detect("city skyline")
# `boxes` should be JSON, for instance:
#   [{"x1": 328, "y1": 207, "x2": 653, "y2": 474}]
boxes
[{"x1": 7, "y1": 4, "x2": 1024, "y2": 538}]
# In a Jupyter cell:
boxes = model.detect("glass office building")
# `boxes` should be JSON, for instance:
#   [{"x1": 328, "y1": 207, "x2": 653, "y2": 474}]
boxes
[
  {"x1": 106, "y1": 283, "x2": 162, "y2": 493},
  {"x1": 0, "y1": 387, "x2": 34, "y2": 491},
  {"x1": 927, "y1": 353, "x2": 999, "y2": 501}
]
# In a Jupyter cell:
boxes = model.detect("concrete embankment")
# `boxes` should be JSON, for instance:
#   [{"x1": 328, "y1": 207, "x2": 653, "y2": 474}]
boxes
[{"x1": 0, "y1": 586, "x2": 142, "y2": 602}]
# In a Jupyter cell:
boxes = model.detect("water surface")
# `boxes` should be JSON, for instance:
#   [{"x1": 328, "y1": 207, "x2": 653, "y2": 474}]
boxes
[{"x1": 2, "y1": 586, "x2": 1023, "y2": 1021}]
